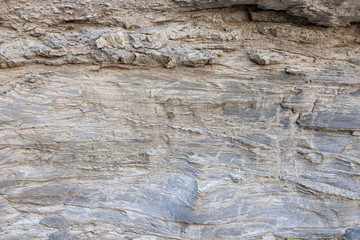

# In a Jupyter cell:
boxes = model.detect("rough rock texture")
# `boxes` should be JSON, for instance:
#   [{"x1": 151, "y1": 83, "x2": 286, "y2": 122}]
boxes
[
  {"x1": 1, "y1": 1, "x2": 360, "y2": 240},
  {"x1": 173, "y1": 0, "x2": 360, "y2": 27}
]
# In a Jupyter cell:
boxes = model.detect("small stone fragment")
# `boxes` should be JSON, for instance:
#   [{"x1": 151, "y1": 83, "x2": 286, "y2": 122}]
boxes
[
  {"x1": 285, "y1": 65, "x2": 305, "y2": 75},
  {"x1": 352, "y1": 131, "x2": 360, "y2": 137},
  {"x1": 179, "y1": 50, "x2": 222, "y2": 67},
  {"x1": 96, "y1": 32, "x2": 126, "y2": 49},
  {"x1": 30, "y1": 28, "x2": 46, "y2": 37},
  {"x1": 248, "y1": 50, "x2": 285, "y2": 65}
]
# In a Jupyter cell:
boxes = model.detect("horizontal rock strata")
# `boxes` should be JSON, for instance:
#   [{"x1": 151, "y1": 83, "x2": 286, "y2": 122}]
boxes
[{"x1": 1, "y1": 1, "x2": 360, "y2": 239}]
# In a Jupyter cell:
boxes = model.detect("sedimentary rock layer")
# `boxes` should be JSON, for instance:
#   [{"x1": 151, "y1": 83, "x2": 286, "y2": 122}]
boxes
[{"x1": 0, "y1": 1, "x2": 360, "y2": 239}]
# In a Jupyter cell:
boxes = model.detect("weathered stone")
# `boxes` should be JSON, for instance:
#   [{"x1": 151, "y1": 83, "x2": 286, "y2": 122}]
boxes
[
  {"x1": 298, "y1": 111, "x2": 360, "y2": 131},
  {"x1": 178, "y1": 50, "x2": 222, "y2": 67},
  {"x1": 173, "y1": 0, "x2": 360, "y2": 26},
  {"x1": 339, "y1": 226, "x2": 360, "y2": 240},
  {"x1": 248, "y1": 50, "x2": 285, "y2": 65},
  {"x1": 285, "y1": 65, "x2": 306, "y2": 75},
  {"x1": 96, "y1": 32, "x2": 127, "y2": 49},
  {"x1": 0, "y1": 1, "x2": 360, "y2": 240}
]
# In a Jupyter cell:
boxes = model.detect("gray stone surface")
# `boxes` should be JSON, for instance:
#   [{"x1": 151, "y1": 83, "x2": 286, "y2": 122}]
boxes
[
  {"x1": 340, "y1": 227, "x2": 360, "y2": 240},
  {"x1": 0, "y1": 1, "x2": 360, "y2": 240}
]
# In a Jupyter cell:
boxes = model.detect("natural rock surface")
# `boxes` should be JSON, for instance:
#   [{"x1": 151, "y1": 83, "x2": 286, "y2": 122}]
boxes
[{"x1": 0, "y1": 0, "x2": 360, "y2": 239}]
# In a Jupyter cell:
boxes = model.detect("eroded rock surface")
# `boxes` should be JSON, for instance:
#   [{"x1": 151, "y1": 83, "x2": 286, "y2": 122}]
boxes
[{"x1": 1, "y1": 1, "x2": 360, "y2": 240}]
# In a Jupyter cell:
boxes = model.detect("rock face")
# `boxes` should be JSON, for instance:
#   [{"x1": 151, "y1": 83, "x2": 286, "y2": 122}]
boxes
[
  {"x1": 174, "y1": 0, "x2": 360, "y2": 27},
  {"x1": 0, "y1": 1, "x2": 360, "y2": 240}
]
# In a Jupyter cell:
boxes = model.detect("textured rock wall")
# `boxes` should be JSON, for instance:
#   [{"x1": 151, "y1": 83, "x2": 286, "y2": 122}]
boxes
[{"x1": 1, "y1": 1, "x2": 360, "y2": 239}]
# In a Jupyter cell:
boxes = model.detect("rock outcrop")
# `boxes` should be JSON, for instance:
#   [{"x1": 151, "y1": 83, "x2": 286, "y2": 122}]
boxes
[{"x1": 1, "y1": 1, "x2": 360, "y2": 239}]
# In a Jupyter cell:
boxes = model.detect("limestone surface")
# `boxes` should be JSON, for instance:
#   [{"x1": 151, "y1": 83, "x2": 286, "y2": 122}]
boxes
[{"x1": 0, "y1": 1, "x2": 360, "y2": 240}]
